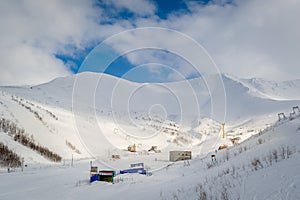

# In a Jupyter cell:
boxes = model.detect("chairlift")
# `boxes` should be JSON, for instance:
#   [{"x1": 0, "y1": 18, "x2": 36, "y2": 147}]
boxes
[{"x1": 278, "y1": 113, "x2": 286, "y2": 121}]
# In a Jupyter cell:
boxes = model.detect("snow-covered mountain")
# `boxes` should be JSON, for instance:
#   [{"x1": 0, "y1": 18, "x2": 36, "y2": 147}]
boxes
[
  {"x1": 0, "y1": 72, "x2": 299, "y2": 166},
  {"x1": 241, "y1": 77, "x2": 300, "y2": 100},
  {"x1": 1, "y1": 72, "x2": 300, "y2": 199}
]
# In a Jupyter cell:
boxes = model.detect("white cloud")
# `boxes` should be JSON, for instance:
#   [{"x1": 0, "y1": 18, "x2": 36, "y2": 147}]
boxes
[
  {"x1": 0, "y1": 0, "x2": 130, "y2": 86},
  {"x1": 166, "y1": 0, "x2": 300, "y2": 81},
  {"x1": 0, "y1": 1, "x2": 85, "y2": 85},
  {"x1": 1, "y1": 44, "x2": 68, "y2": 86},
  {"x1": 103, "y1": 0, "x2": 157, "y2": 17},
  {"x1": 1, "y1": 0, "x2": 299, "y2": 85},
  {"x1": 105, "y1": 27, "x2": 214, "y2": 81},
  {"x1": 126, "y1": 50, "x2": 199, "y2": 81},
  {"x1": 118, "y1": 0, "x2": 300, "y2": 81}
]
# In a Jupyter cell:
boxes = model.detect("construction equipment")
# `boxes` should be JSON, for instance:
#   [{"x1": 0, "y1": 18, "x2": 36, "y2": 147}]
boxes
[
  {"x1": 218, "y1": 145, "x2": 227, "y2": 150},
  {"x1": 148, "y1": 146, "x2": 161, "y2": 153},
  {"x1": 127, "y1": 144, "x2": 136, "y2": 152}
]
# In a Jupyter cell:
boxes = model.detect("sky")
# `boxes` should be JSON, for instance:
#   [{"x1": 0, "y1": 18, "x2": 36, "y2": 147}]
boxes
[{"x1": 0, "y1": 0, "x2": 299, "y2": 85}]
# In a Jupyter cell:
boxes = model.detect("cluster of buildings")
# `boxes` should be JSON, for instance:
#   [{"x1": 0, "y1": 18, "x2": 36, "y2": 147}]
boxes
[{"x1": 89, "y1": 151, "x2": 192, "y2": 183}]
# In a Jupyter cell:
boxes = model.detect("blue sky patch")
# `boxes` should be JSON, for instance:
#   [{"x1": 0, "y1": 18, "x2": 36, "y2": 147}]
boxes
[{"x1": 55, "y1": 0, "x2": 219, "y2": 83}]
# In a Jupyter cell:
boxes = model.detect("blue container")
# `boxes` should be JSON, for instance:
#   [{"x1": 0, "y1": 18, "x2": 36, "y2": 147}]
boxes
[
  {"x1": 138, "y1": 169, "x2": 146, "y2": 175},
  {"x1": 120, "y1": 168, "x2": 146, "y2": 175},
  {"x1": 90, "y1": 174, "x2": 99, "y2": 183}
]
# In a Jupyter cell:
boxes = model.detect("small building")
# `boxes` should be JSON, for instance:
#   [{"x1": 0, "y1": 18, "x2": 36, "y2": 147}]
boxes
[
  {"x1": 90, "y1": 166, "x2": 98, "y2": 176},
  {"x1": 99, "y1": 170, "x2": 115, "y2": 183},
  {"x1": 130, "y1": 162, "x2": 144, "y2": 169},
  {"x1": 90, "y1": 166, "x2": 98, "y2": 183},
  {"x1": 169, "y1": 151, "x2": 192, "y2": 162},
  {"x1": 120, "y1": 168, "x2": 146, "y2": 175},
  {"x1": 120, "y1": 163, "x2": 146, "y2": 175},
  {"x1": 112, "y1": 154, "x2": 120, "y2": 159},
  {"x1": 90, "y1": 166, "x2": 115, "y2": 183}
]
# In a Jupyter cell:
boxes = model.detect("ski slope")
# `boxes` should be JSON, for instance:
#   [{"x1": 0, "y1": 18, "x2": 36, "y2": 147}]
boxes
[
  {"x1": 0, "y1": 72, "x2": 299, "y2": 165},
  {"x1": 0, "y1": 114, "x2": 299, "y2": 200},
  {"x1": 0, "y1": 72, "x2": 300, "y2": 199}
]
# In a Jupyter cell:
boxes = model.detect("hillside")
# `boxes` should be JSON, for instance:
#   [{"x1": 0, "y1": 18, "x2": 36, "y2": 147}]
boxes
[
  {"x1": 241, "y1": 77, "x2": 300, "y2": 100},
  {"x1": 0, "y1": 111, "x2": 299, "y2": 200},
  {"x1": 0, "y1": 72, "x2": 299, "y2": 168}
]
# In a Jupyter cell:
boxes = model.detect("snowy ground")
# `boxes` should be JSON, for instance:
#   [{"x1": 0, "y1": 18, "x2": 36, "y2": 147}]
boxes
[
  {"x1": 0, "y1": 117, "x2": 299, "y2": 200},
  {"x1": 1, "y1": 72, "x2": 300, "y2": 199}
]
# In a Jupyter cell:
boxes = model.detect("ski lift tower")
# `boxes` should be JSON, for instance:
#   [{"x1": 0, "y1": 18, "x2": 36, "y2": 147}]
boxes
[
  {"x1": 278, "y1": 113, "x2": 287, "y2": 121},
  {"x1": 222, "y1": 123, "x2": 225, "y2": 138},
  {"x1": 293, "y1": 106, "x2": 300, "y2": 114}
]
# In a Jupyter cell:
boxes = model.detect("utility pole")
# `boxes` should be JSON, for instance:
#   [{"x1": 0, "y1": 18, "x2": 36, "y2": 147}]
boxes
[
  {"x1": 71, "y1": 154, "x2": 73, "y2": 167},
  {"x1": 21, "y1": 157, "x2": 24, "y2": 172},
  {"x1": 222, "y1": 123, "x2": 225, "y2": 138},
  {"x1": 90, "y1": 160, "x2": 92, "y2": 177}
]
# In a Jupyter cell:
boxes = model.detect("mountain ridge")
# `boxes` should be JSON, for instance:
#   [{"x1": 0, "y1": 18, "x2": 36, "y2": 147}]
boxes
[{"x1": 0, "y1": 72, "x2": 299, "y2": 165}]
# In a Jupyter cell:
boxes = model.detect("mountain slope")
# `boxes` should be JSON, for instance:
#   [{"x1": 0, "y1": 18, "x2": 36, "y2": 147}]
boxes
[
  {"x1": 240, "y1": 76, "x2": 300, "y2": 100},
  {"x1": 0, "y1": 111, "x2": 299, "y2": 200},
  {"x1": 0, "y1": 72, "x2": 299, "y2": 166}
]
